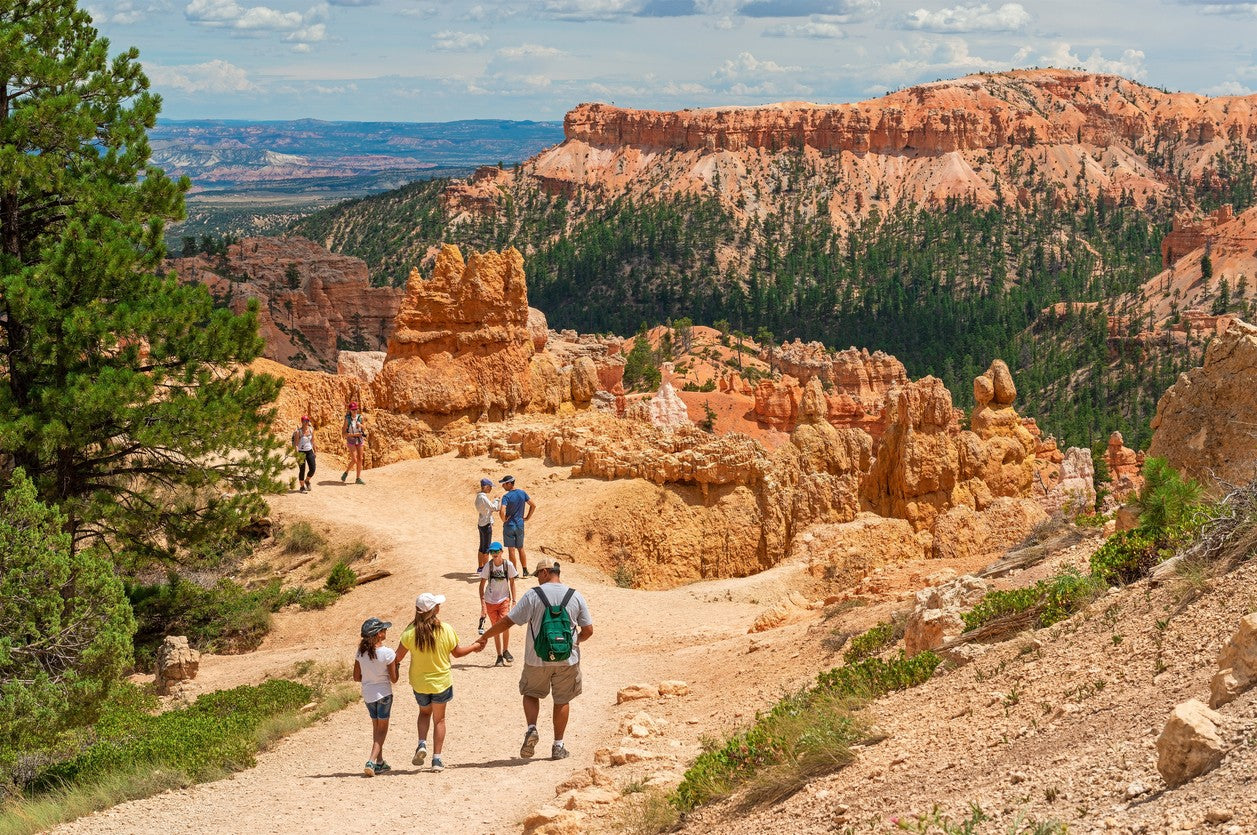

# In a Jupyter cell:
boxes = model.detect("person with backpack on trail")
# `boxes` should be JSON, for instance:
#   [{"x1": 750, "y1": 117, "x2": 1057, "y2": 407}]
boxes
[
  {"x1": 497, "y1": 474, "x2": 535, "y2": 575},
  {"x1": 353, "y1": 617, "x2": 397, "y2": 777},
  {"x1": 394, "y1": 592, "x2": 483, "y2": 772},
  {"x1": 473, "y1": 561, "x2": 592, "y2": 761},
  {"x1": 477, "y1": 541, "x2": 518, "y2": 667},
  {"x1": 291, "y1": 415, "x2": 317, "y2": 493},
  {"x1": 341, "y1": 401, "x2": 367, "y2": 485}
]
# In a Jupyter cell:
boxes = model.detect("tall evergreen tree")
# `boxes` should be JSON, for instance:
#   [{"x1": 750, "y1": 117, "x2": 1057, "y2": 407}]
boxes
[{"x1": 0, "y1": 0, "x2": 283, "y2": 563}]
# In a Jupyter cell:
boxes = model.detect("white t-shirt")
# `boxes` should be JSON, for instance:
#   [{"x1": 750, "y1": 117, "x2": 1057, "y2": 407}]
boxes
[
  {"x1": 478, "y1": 558, "x2": 518, "y2": 604},
  {"x1": 356, "y1": 645, "x2": 396, "y2": 703},
  {"x1": 507, "y1": 582, "x2": 592, "y2": 667},
  {"x1": 475, "y1": 492, "x2": 500, "y2": 527}
]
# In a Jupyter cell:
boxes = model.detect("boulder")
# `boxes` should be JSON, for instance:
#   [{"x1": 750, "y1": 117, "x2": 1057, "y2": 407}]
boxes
[
  {"x1": 904, "y1": 575, "x2": 990, "y2": 656},
  {"x1": 617, "y1": 684, "x2": 659, "y2": 704},
  {"x1": 1156, "y1": 699, "x2": 1226, "y2": 787},
  {"x1": 1210, "y1": 612, "x2": 1257, "y2": 708},
  {"x1": 155, "y1": 635, "x2": 200, "y2": 696},
  {"x1": 659, "y1": 680, "x2": 690, "y2": 697},
  {"x1": 594, "y1": 747, "x2": 664, "y2": 766},
  {"x1": 522, "y1": 806, "x2": 587, "y2": 835}
]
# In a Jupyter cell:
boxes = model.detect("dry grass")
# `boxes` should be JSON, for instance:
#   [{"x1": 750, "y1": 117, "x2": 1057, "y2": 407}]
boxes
[{"x1": 611, "y1": 787, "x2": 679, "y2": 834}]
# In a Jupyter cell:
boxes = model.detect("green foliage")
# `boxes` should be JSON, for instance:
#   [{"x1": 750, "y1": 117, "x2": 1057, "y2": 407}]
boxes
[
  {"x1": 842, "y1": 621, "x2": 899, "y2": 664},
  {"x1": 698, "y1": 400, "x2": 717, "y2": 433},
  {"x1": 674, "y1": 650, "x2": 939, "y2": 813},
  {"x1": 324, "y1": 562, "x2": 357, "y2": 594},
  {"x1": 622, "y1": 326, "x2": 661, "y2": 391},
  {"x1": 1089, "y1": 530, "x2": 1160, "y2": 587},
  {"x1": 127, "y1": 576, "x2": 288, "y2": 662},
  {"x1": 1134, "y1": 457, "x2": 1205, "y2": 535},
  {"x1": 0, "y1": 471, "x2": 135, "y2": 794},
  {"x1": 962, "y1": 567, "x2": 1102, "y2": 631},
  {"x1": 34, "y1": 680, "x2": 312, "y2": 789},
  {"x1": 0, "y1": 1, "x2": 284, "y2": 563}
]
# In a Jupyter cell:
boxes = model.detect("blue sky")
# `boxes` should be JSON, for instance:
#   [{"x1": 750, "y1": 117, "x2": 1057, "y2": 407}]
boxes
[{"x1": 84, "y1": 0, "x2": 1257, "y2": 121}]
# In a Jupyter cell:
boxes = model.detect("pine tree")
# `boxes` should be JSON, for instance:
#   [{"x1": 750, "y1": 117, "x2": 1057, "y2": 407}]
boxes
[{"x1": 0, "y1": 0, "x2": 283, "y2": 563}]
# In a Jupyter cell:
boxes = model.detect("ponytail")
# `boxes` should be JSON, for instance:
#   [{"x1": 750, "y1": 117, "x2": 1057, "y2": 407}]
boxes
[{"x1": 357, "y1": 635, "x2": 376, "y2": 661}]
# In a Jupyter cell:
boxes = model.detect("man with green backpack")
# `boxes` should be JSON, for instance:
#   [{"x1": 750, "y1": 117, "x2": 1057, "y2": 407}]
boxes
[{"x1": 473, "y1": 561, "x2": 593, "y2": 761}]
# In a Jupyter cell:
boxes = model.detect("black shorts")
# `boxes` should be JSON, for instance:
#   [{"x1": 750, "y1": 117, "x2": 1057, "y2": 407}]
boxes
[{"x1": 478, "y1": 523, "x2": 492, "y2": 553}]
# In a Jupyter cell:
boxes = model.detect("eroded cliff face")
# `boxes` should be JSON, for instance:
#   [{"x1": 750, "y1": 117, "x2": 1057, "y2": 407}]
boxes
[
  {"x1": 170, "y1": 237, "x2": 402, "y2": 372},
  {"x1": 1149, "y1": 319, "x2": 1257, "y2": 490},
  {"x1": 456, "y1": 70, "x2": 1257, "y2": 227}
]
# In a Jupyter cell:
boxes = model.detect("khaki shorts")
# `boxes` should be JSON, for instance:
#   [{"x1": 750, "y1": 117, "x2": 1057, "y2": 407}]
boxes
[{"x1": 519, "y1": 662, "x2": 582, "y2": 705}]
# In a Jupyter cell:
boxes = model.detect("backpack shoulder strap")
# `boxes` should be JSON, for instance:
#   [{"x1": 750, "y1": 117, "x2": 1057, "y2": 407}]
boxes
[
  {"x1": 560, "y1": 588, "x2": 576, "y2": 609},
  {"x1": 534, "y1": 586, "x2": 552, "y2": 608}
]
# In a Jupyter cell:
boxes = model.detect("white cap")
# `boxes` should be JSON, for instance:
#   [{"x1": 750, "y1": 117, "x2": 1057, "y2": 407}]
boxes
[{"x1": 415, "y1": 592, "x2": 445, "y2": 613}]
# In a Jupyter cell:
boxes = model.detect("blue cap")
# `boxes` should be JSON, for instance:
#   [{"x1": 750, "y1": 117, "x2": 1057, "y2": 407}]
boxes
[
  {"x1": 480, "y1": 478, "x2": 493, "y2": 488},
  {"x1": 488, "y1": 541, "x2": 503, "y2": 552}
]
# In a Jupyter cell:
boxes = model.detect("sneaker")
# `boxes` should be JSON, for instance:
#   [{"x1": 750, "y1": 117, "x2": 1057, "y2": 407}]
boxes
[
  {"x1": 412, "y1": 742, "x2": 427, "y2": 766},
  {"x1": 374, "y1": 761, "x2": 391, "y2": 774},
  {"x1": 363, "y1": 761, "x2": 376, "y2": 777},
  {"x1": 495, "y1": 654, "x2": 505, "y2": 667},
  {"x1": 355, "y1": 478, "x2": 365, "y2": 485},
  {"x1": 501, "y1": 649, "x2": 514, "y2": 664},
  {"x1": 430, "y1": 756, "x2": 445, "y2": 772},
  {"x1": 298, "y1": 485, "x2": 307, "y2": 493},
  {"x1": 550, "y1": 743, "x2": 569, "y2": 760},
  {"x1": 477, "y1": 616, "x2": 486, "y2": 635},
  {"x1": 340, "y1": 471, "x2": 348, "y2": 482},
  {"x1": 520, "y1": 727, "x2": 539, "y2": 759},
  {"x1": 305, "y1": 480, "x2": 313, "y2": 492}
]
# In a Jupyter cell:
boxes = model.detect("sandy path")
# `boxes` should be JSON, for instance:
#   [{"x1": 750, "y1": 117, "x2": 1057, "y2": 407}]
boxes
[{"x1": 56, "y1": 453, "x2": 804, "y2": 835}]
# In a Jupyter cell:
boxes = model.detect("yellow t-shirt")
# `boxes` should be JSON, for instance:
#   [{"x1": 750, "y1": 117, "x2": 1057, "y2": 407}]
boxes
[{"x1": 400, "y1": 622, "x2": 458, "y2": 694}]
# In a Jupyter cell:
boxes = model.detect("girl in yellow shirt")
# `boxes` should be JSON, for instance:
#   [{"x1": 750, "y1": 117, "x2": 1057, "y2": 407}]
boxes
[{"x1": 394, "y1": 592, "x2": 480, "y2": 771}]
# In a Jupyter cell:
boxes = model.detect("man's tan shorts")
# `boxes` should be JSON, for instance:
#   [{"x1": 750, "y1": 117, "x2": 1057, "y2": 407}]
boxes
[{"x1": 519, "y1": 662, "x2": 583, "y2": 705}]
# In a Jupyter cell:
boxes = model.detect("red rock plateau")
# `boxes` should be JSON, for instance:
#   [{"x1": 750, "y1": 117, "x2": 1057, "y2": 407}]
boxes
[
  {"x1": 169, "y1": 236, "x2": 402, "y2": 371},
  {"x1": 442, "y1": 70, "x2": 1257, "y2": 230}
]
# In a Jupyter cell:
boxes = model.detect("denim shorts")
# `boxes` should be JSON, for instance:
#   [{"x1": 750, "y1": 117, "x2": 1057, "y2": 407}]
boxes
[
  {"x1": 365, "y1": 694, "x2": 393, "y2": 719},
  {"x1": 503, "y1": 525, "x2": 524, "y2": 548},
  {"x1": 413, "y1": 685, "x2": 454, "y2": 706}
]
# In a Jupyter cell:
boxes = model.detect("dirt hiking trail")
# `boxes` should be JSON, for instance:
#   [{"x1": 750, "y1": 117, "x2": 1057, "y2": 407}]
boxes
[{"x1": 55, "y1": 454, "x2": 831, "y2": 835}]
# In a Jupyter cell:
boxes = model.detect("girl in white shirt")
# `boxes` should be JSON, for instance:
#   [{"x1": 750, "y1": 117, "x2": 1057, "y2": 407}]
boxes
[{"x1": 353, "y1": 617, "x2": 398, "y2": 776}]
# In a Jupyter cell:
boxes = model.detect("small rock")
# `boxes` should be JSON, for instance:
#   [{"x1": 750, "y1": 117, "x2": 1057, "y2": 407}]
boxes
[
  {"x1": 1125, "y1": 781, "x2": 1146, "y2": 799},
  {"x1": 522, "y1": 806, "x2": 586, "y2": 835},
  {"x1": 616, "y1": 684, "x2": 659, "y2": 704},
  {"x1": 593, "y1": 747, "x2": 663, "y2": 767},
  {"x1": 558, "y1": 786, "x2": 618, "y2": 810},
  {"x1": 659, "y1": 680, "x2": 690, "y2": 696},
  {"x1": 1205, "y1": 808, "x2": 1234, "y2": 824},
  {"x1": 1156, "y1": 699, "x2": 1226, "y2": 787},
  {"x1": 1009, "y1": 771, "x2": 1027, "y2": 784},
  {"x1": 300, "y1": 702, "x2": 318, "y2": 713}
]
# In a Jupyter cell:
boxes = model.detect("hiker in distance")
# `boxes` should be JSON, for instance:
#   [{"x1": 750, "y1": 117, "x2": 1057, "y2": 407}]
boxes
[
  {"x1": 474, "y1": 561, "x2": 592, "y2": 761},
  {"x1": 341, "y1": 401, "x2": 367, "y2": 485},
  {"x1": 498, "y1": 475, "x2": 535, "y2": 575},
  {"x1": 291, "y1": 415, "x2": 317, "y2": 493},
  {"x1": 475, "y1": 477, "x2": 500, "y2": 572}
]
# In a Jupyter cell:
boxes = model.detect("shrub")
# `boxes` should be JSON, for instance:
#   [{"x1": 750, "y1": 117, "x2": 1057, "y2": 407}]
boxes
[
  {"x1": 34, "y1": 680, "x2": 312, "y2": 789},
  {"x1": 0, "y1": 471, "x2": 135, "y2": 795},
  {"x1": 325, "y1": 562, "x2": 357, "y2": 594},
  {"x1": 279, "y1": 521, "x2": 325, "y2": 554},
  {"x1": 842, "y1": 621, "x2": 899, "y2": 664},
  {"x1": 962, "y1": 567, "x2": 1101, "y2": 631},
  {"x1": 298, "y1": 588, "x2": 340, "y2": 610},
  {"x1": 1134, "y1": 457, "x2": 1204, "y2": 534},
  {"x1": 127, "y1": 575, "x2": 286, "y2": 662},
  {"x1": 815, "y1": 650, "x2": 941, "y2": 697},
  {"x1": 1089, "y1": 529, "x2": 1160, "y2": 586}
]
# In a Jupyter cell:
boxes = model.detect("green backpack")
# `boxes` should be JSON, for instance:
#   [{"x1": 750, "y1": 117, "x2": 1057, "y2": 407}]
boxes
[{"x1": 532, "y1": 587, "x2": 577, "y2": 662}]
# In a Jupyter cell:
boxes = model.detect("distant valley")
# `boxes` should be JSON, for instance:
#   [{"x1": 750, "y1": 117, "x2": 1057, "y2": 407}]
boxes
[{"x1": 154, "y1": 118, "x2": 562, "y2": 244}]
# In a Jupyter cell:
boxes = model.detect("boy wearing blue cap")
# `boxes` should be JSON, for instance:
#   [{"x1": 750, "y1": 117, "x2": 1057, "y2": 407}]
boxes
[
  {"x1": 477, "y1": 542, "x2": 519, "y2": 666},
  {"x1": 474, "y1": 477, "x2": 500, "y2": 572}
]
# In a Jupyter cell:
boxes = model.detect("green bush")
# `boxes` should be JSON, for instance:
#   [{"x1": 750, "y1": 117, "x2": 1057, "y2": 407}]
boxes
[
  {"x1": 325, "y1": 562, "x2": 357, "y2": 594},
  {"x1": 842, "y1": 621, "x2": 898, "y2": 664},
  {"x1": 1089, "y1": 530, "x2": 1160, "y2": 586},
  {"x1": 674, "y1": 651, "x2": 940, "y2": 813},
  {"x1": 962, "y1": 567, "x2": 1101, "y2": 632},
  {"x1": 35, "y1": 680, "x2": 312, "y2": 789},
  {"x1": 298, "y1": 588, "x2": 340, "y2": 610},
  {"x1": 0, "y1": 471, "x2": 135, "y2": 795},
  {"x1": 1134, "y1": 458, "x2": 1205, "y2": 534}
]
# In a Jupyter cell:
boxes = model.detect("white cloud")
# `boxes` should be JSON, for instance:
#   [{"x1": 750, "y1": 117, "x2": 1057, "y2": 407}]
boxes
[
  {"x1": 1038, "y1": 43, "x2": 1146, "y2": 79},
  {"x1": 1194, "y1": 3, "x2": 1257, "y2": 14},
  {"x1": 432, "y1": 30, "x2": 490, "y2": 49},
  {"x1": 284, "y1": 23, "x2": 326, "y2": 42},
  {"x1": 542, "y1": 0, "x2": 638, "y2": 20},
  {"x1": 902, "y1": 2, "x2": 1029, "y2": 32},
  {"x1": 497, "y1": 43, "x2": 565, "y2": 59},
  {"x1": 764, "y1": 16, "x2": 846, "y2": 36},
  {"x1": 145, "y1": 59, "x2": 258, "y2": 93},
  {"x1": 87, "y1": 0, "x2": 171, "y2": 24},
  {"x1": 875, "y1": 36, "x2": 1002, "y2": 82},
  {"x1": 1203, "y1": 80, "x2": 1255, "y2": 95},
  {"x1": 713, "y1": 51, "x2": 801, "y2": 81},
  {"x1": 185, "y1": 0, "x2": 327, "y2": 36}
]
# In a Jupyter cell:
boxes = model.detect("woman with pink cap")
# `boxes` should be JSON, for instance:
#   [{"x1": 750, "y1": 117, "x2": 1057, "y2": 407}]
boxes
[
  {"x1": 341, "y1": 401, "x2": 367, "y2": 484},
  {"x1": 394, "y1": 592, "x2": 482, "y2": 772},
  {"x1": 291, "y1": 415, "x2": 317, "y2": 492}
]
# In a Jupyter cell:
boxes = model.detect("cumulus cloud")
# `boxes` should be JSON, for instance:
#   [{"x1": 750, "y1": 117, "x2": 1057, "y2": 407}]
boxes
[
  {"x1": 1038, "y1": 43, "x2": 1146, "y2": 79},
  {"x1": 284, "y1": 23, "x2": 326, "y2": 42},
  {"x1": 763, "y1": 15, "x2": 846, "y2": 36},
  {"x1": 902, "y1": 2, "x2": 1030, "y2": 32},
  {"x1": 498, "y1": 43, "x2": 565, "y2": 59},
  {"x1": 1202, "y1": 80, "x2": 1255, "y2": 95},
  {"x1": 432, "y1": 30, "x2": 490, "y2": 49},
  {"x1": 712, "y1": 51, "x2": 801, "y2": 80},
  {"x1": 145, "y1": 59, "x2": 258, "y2": 93},
  {"x1": 1190, "y1": 2, "x2": 1257, "y2": 14},
  {"x1": 185, "y1": 0, "x2": 329, "y2": 48},
  {"x1": 87, "y1": 0, "x2": 170, "y2": 24},
  {"x1": 875, "y1": 36, "x2": 1002, "y2": 82},
  {"x1": 541, "y1": 0, "x2": 639, "y2": 19},
  {"x1": 739, "y1": 0, "x2": 876, "y2": 18},
  {"x1": 637, "y1": 0, "x2": 699, "y2": 13}
]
